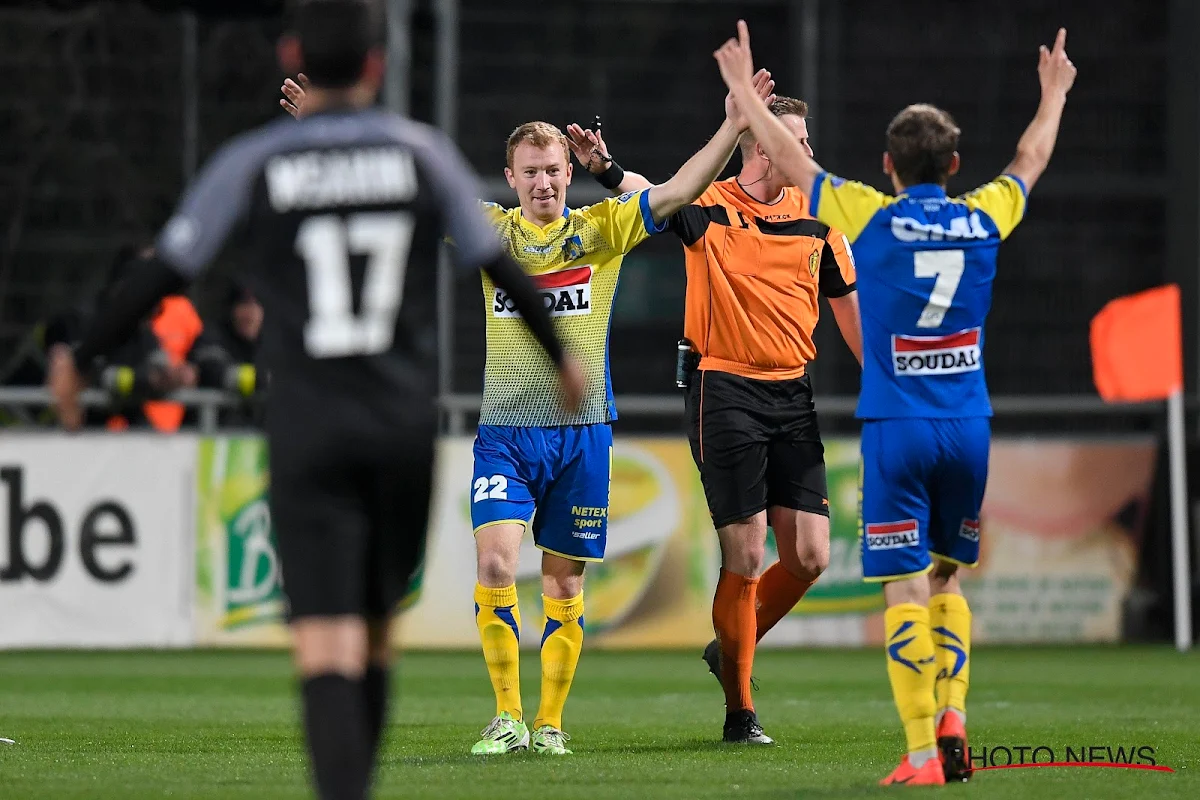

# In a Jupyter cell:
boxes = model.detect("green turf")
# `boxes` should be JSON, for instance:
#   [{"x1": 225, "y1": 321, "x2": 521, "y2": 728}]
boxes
[{"x1": 0, "y1": 647, "x2": 1197, "y2": 798}]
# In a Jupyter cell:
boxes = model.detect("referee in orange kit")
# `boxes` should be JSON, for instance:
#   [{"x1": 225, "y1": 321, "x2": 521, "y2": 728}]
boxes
[{"x1": 569, "y1": 90, "x2": 862, "y2": 744}]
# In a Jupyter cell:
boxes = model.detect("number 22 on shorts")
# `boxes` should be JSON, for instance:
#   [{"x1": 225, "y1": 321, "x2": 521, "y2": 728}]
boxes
[{"x1": 473, "y1": 475, "x2": 509, "y2": 502}]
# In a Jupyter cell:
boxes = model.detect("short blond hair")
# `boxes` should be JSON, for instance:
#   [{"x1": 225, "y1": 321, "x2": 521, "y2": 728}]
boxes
[
  {"x1": 505, "y1": 121, "x2": 568, "y2": 168},
  {"x1": 739, "y1": 96, "x2": 810, "y2": 157}
]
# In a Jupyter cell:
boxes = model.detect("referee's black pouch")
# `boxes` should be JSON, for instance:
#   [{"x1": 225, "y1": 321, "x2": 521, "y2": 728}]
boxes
[{"x1": 675, "y1": 338, "x2": 700, "y2": 389}]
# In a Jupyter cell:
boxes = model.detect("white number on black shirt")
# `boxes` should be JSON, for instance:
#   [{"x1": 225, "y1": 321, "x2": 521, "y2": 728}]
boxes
[{"x1": 297, "y1": 211, "x2": 415, "y2": 358}]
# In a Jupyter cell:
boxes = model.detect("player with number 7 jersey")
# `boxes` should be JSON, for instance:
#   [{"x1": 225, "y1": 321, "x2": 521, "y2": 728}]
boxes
[{"x1": 714, "y1": 18, "x2": 1076, "y2": 786}]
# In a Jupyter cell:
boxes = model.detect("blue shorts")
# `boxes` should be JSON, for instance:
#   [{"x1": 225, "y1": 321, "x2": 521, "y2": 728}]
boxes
[
  {"x1": 859, "y1": 417, "x2": 990, "y2": 581},
  {"x1": 471, "y1": 424, "x2": 612, "y2": 562}
]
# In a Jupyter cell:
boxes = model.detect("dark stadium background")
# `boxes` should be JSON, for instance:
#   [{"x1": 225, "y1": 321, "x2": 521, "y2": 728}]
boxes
[{"x1": 3, "y1": 0, "x2": 1193, "y2": 418}]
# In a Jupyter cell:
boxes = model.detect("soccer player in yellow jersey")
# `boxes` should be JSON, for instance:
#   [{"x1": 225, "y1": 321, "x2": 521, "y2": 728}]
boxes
[
  {"x1": 715, "y1": 20, "x2": 1076, "y2": 785},
  {"x1": 277, "y1": 62, "x2": 780, "y2": 755},
  {"x1": 467, "y1": 74, "x2": 783, "y2": 755}
]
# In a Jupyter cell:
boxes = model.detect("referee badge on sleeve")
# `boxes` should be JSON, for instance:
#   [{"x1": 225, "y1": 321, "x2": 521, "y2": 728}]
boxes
[{"x1": 808, "y1": 249, "x2": 820, "y2": 277}]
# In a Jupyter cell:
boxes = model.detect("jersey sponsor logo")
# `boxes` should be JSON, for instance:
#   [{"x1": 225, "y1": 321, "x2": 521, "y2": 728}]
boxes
[
  {"x1": 959, "y1": 519, "x2": 980, "y2": 542},
  {"x1": 265, "y1": 147, "x2": 418, "y2": 212},
  {"x1": 523, "y1": 242, "x2": 558, "y2": 255},
  {"x1": 493, "y1": 266, "x2": 593, "y2": 318},
  {"x1": 865, "y1": 520, "x2": 920, "y2": 550},
  {"x1": 892, "y1": 327, "x2": 982, "y2": 376},
  {"x1": 890, "y1": 211, "x2": 990, "y2": 242}
]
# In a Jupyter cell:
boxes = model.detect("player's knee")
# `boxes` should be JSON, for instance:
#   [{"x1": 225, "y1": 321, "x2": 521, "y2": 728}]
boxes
[
  {"x1": 772, "y1": 509, "x2": 829, "y2": 580},
  {"x1": 476, "y1": 548, "x2": 518, "y2": 587},
  {"x1": 542, "y1": 571, "x2": 584, "y2": 600},
  {"x1": 720, "y1": 521, "x2": 768, "y2": 576},
  {"x1": 541, "y1": 552, "x2": 586, "y2": 599},
  {"x1": 720, "y1": 532, "x2": 768, "y2": 575},
  {"x1": 794, "y1": 545, "x2": 829, "y2": 581},
  {"x1": 291, "y1": 616, "x2": 369, "y2": 678}
]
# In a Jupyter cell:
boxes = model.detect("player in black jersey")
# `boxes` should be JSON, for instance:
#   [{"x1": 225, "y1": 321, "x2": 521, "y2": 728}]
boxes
[{"x1": 48, "y1": 2, "x2": 582, "y2": 798}]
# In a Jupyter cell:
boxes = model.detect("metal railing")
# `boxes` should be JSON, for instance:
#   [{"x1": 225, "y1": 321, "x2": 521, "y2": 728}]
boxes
[{"x1": 0, "y1": 386, "x2": 1176, "y2": 435}]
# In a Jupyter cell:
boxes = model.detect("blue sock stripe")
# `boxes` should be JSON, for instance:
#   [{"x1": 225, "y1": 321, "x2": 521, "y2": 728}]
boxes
[
  {"x1": 889, "y1": 619, "x2": 915, "y2": 641},
  {"x1": 887, "y1": 636, "x2": 921, "y2": 674},
  {"x1": 932, "y1": 625, "x2": 964, "y2": 645},
  {"x1": 936, "y1": 642, "x2": 968, "y2": 677},
  {"x1": 540, "y1": 618, "x2": 563, "y2": 647},
  {"x1": 493, "y1": 605, "x2": 520, "y2": 643}
]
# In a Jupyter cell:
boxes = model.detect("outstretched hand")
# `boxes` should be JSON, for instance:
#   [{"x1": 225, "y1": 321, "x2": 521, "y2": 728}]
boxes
[
  {"x1": 280, "y1": 73, "x2": 310, "y2": 118},
  {"x1": 566, "y1": 122, "x2": 611, "y2": 175},
  {"x1": 713, "y1": 20, "x2": 756, "y2": 94},
  {"x1": 726, "y1": 67, "x2": 776, "y2": 132},
  {"x1": 1038, "y1": 28, "x2": 1076, "y2": 100}
]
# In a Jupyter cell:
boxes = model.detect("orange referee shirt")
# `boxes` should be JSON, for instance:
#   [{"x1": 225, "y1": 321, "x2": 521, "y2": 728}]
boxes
[{"x1": 668, "y1": 178, "x2": 856, "y2": 380}]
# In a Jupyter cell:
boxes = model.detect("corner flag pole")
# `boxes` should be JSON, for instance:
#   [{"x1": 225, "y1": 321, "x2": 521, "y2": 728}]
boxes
[
  {"x1": 1090, "y1": 284, "x2": 1191, "y2": 652},
  {"x1": 1167, "y1": 387, "x2": 1193, "y2": 651}
]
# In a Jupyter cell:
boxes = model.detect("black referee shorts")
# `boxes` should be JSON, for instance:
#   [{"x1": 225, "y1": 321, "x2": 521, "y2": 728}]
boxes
[
  {"x1": 268, "y1": 427, "x2": 434, "y2": 622},
  {"x1": 686, "y1": 370, "x2": 829, "y2": 530}
]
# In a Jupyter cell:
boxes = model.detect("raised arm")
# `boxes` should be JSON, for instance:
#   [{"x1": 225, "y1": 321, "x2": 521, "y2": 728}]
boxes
[
  {"x1": 714, "y1": 21, "x2": 824, "y2": 200},
  {"x1": 567, "y1": 69, "x2": 777, "y2": 202},
  {"x1": 643, "y1": 121, "x2": 740, "y2": 223},
  {"x1": 1002, "y1": 28, "x2": 1076, "y2": 193}
]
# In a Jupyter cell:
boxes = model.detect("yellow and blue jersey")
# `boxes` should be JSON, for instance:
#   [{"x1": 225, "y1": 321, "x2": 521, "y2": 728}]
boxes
[
  {"x1": 810, "y1": 172, "x2": 1026, "y2": 419},
  {"x1": 478, "y1": 188, "x2": 665, "y2": 427}
]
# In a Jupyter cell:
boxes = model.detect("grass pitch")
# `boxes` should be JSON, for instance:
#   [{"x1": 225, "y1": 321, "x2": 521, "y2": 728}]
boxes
[{"x1": 0, "y1": 646, "x2": 1197, "y2": 799}]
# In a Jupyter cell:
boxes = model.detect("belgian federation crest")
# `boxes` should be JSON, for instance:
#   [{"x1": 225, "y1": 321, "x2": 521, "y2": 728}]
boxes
[
  {"x1": 562, "y1": 235, "x2": 585, "y2": 263},
  {"x1": 808, "y1": 248, "x2": 821, "y2": 278}
]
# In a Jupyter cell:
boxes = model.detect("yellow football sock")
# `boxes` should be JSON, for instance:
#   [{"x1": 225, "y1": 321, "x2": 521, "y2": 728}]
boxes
[
  {"x1": 474, "y1": 583, "x2": 522, "y2": 720},
  {"x1": 533, "y1": 592, "x2": 585, "y2": 732},
  {"x1": 884, "y1": 602, "x2": 937, "y2": 754},
  {"x1": 931, "y1": 592, "x2": 972, "y2": 719}
]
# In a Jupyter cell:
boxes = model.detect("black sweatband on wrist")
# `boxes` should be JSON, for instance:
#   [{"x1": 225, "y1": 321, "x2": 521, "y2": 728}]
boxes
[{"x1": 595, "y1": 162, "x2": 625, "y2": 192}]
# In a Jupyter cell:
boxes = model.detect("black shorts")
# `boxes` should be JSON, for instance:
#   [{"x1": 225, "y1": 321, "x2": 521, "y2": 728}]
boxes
[
  {"x1": 686, "y1": 370, "x2": 828, "y2": 529},
  {"x1": 268, "y1": 428, "x2": 434, "y2": 622}
]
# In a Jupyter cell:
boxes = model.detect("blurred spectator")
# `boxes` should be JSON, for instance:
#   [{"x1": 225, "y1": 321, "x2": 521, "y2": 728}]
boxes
[
  {"x1": 194, "y1": 279, "x2": 265, "y2": 427},
  {"x1": 39, "y1": 242, "x2": 207, "y2": 431}
]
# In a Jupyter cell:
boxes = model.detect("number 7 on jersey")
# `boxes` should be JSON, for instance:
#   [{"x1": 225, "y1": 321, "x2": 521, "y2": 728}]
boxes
[
  {"x1": 297, "y1": 211, "x2": 416, "y2": 358},
  {"x1": 914, "y1": 249, "x2": 965, "y2": 329}
]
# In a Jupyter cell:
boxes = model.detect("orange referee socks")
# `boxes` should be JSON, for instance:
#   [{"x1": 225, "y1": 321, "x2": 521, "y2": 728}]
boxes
[
  {"x1": 712, "y1": 569, "x2": 759, "y2": 712},
  {"x1": 755, "y1": 561, "x2": 816, "y2": 641}
]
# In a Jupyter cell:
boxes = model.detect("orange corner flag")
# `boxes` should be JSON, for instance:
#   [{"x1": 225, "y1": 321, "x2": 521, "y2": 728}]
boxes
[{"x1": 1090, "y1": 284, "x2": 1184, "y2": 402}]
